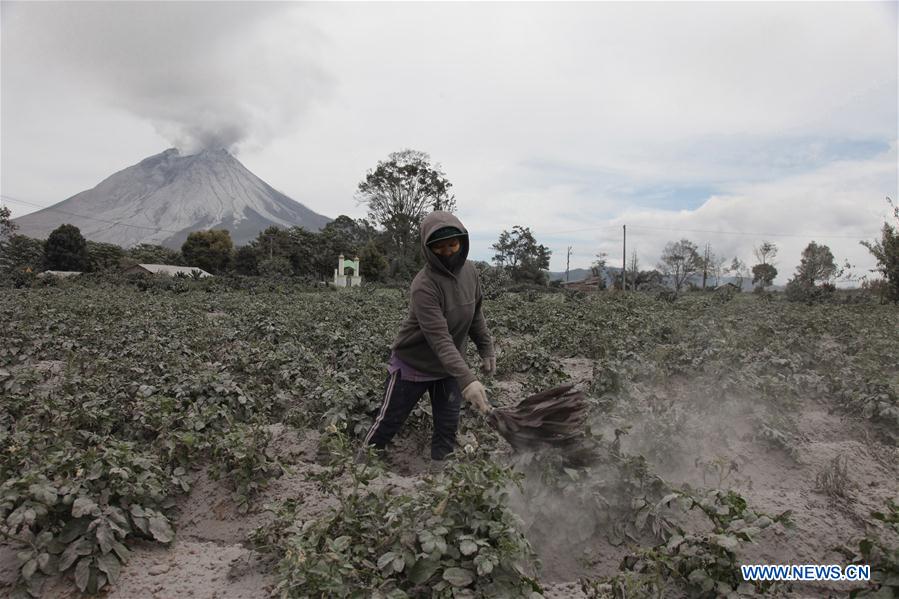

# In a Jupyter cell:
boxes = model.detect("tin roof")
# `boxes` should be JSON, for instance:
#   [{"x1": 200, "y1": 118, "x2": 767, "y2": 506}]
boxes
[{"x1": 128, "y1": 264, "x2": 212, "y2": 277}]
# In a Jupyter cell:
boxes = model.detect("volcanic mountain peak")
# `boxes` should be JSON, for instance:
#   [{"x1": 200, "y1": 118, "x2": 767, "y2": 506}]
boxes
[{"x1": 13, "y1": 148, "x2": 331, "y2": 249}]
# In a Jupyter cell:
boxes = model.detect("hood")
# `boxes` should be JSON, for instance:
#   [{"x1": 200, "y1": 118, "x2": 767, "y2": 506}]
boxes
[{"x1": 420, "y1": 210, "x2": 469, "y2": 277}]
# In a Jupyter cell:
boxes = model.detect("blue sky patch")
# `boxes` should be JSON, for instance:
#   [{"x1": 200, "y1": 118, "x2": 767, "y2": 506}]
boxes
[{"x1": 521, "y1": 135, "x2": 892, "y2": 212}]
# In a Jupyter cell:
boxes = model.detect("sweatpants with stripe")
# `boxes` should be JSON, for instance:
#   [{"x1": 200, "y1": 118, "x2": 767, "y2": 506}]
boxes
[{"x1": 363, "y1": 371, "x2": 462, "y2": 460}]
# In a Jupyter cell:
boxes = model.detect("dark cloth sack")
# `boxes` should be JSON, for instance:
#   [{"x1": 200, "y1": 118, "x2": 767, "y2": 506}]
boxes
[{"x1": 487, "y1": 384, "x2": 588, "y2": 451}]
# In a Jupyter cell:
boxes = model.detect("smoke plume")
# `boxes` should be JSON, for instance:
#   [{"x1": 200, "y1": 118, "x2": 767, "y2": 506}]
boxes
[{"x1": 8, "y1": 2, "x2": 330, "y2": 154}]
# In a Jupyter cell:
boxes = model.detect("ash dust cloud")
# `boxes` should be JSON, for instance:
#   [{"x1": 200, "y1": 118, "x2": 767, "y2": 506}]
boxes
[
  {"x1": 503, "y1": 369, "x2": 848, "y2": 585},
  {"x1": 512, "y1": 381, "x2": 768, "y2": 581}
]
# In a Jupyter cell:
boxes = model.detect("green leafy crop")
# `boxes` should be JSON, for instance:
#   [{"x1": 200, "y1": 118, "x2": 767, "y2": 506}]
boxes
[{"x1": 254, "y1": 432, "x2": 542, "y2": 598}]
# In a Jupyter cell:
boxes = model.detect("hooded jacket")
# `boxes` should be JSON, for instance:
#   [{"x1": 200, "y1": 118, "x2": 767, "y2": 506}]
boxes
[{"x1": 391, "y1": 211, "x2": 494, "y2": 389}]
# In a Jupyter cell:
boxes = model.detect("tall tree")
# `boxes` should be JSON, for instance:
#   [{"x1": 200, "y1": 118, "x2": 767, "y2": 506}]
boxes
[
  {"x1": 753, "y1": 241, "x2": 779, "y2": 266},
  {"x1": 751, "y1": 263, "x2": 778, "y2": 288},
  {"x1": 698, "y1": 243, "x2": 727, "y2": 289},
  {"x1": 44, "y1": 224, "x2": 89, "y2": 271},
  {"x1": 181, "y1": 229, "x2": 233, "y2": 274},
  {"x1": 794, "y1": 241, "x2": 837, "y2": 285},
  {"x1": 860, "y1": 197, "x2": 899, "y2": 302},
  {"x1": 359, "y1": 241, "x2": 389, "y2": 282},
  {"x1": 725, "y1": 257, "x2": 748, "y2": 290},
  {"x1": 750, "y1": 241, "x2": 779, "y2": 288},
  {"x1": 657, "y1": 239, "x2": 702, "y2": 293},
  {"x1": 356, "y1": 150, "x2": 455, "y2": 270},
  {"x1": 491, "y1": 230, "x2": 515, "y2": 269},
  {"x1": 491, "y1": 226, "x2": 551, "y2": 284}
]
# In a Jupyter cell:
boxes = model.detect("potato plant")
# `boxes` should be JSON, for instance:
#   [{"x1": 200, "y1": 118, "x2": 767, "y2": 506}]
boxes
[
  {"x1": 838, "y1": 499, "x2": 899, "y2": 598},
  {"x1": 582, "y1": 488, "x2": 793, "y2": 598},
  {"x1": 253, "y1": 432, "x2": 542, "y2": 598}
]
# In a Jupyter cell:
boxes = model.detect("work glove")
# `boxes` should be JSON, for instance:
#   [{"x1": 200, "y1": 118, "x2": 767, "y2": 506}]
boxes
[
  {"x1": 481, "y1": 355, "x2": 496, "y2": 375},
  {"x1": 462, "y1": 380, "x2": 491, "y2": 415}
]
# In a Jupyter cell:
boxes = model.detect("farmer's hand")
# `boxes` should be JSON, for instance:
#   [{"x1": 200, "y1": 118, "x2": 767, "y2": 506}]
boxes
[
  {"x1": 481, "y1": 355, "x2": 496, "y2": 375},
  {"x1": 462, "y1": 380, "x2": 491, "y2": 415}
]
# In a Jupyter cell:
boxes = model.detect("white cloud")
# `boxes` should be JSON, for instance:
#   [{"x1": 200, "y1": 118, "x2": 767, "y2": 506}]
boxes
[{"x1": 516, "y1": 142, "x2": 897, "y2": 283}]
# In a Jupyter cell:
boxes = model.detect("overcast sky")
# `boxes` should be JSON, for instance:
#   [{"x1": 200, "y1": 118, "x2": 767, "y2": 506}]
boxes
[{"x1": 2, "y1": 1, "x2": 897, "y2": 282}]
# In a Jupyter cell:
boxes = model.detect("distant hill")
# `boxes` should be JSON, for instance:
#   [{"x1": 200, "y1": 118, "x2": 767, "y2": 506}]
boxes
[{"x1": 13, "y1": 148, "x2": 331, "y2": 248}]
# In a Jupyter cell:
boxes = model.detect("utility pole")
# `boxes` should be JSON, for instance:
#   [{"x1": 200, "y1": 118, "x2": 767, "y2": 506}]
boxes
[
  {"x1": 565, "y1": 246, "x2": 572, "y2": 282},
  {"x1": 702, "y1": 242, "x2": 710, "y2": 290},
  {"x1": 622, "y1": 225, "x2": 626, "y2": 291}
]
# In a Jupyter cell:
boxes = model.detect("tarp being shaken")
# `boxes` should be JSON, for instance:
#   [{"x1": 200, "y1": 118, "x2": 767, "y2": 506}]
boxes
[{"x1": 487, "y1": 384, "x2": 589, "y2": 451}]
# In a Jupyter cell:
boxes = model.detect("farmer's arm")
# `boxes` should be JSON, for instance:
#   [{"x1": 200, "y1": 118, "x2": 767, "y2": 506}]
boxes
[{"x1": 412, "y1": 286, "x2": 477, "y2": 389}]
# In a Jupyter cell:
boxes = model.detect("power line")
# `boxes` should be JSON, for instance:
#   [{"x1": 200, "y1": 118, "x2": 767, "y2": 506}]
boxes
[
  {"x1": 1, "y1": 195, "x2": 182, "y2": 234},
  {"x1": 539, "y1": 224, "x2": 621, "y2": 235}
]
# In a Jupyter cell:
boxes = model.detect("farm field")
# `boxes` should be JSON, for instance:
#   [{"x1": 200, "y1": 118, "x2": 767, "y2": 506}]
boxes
[{"x1": 1, "y1": 280, "x2": 897, "y2": 598}]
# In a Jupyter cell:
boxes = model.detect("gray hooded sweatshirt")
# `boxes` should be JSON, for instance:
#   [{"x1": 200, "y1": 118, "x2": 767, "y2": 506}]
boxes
[{"x1": 391, "y1": 211, "x2": 494, "y2": 390}]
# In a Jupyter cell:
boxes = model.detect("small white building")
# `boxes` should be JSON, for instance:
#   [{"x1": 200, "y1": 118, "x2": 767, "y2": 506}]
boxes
[
  {"x1": 122, "y1": 264, "x2": 212, "y2": 278},
  {"x1": 333, "y1": 255, "x2": 362, "y2": 287},
  {"x1": 37, "y1": 271, "x2": 83, "y2": 278}
]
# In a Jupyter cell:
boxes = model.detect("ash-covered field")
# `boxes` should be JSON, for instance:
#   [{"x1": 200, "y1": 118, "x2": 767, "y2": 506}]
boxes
[{"x1": 2, "y1": 280, "x2": 897, "y2": 598}]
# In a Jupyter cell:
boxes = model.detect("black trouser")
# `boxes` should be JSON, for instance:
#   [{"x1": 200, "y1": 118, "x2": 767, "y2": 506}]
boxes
[{"x1": 363, "y1": 371, "x2": 462, "y2": 460}]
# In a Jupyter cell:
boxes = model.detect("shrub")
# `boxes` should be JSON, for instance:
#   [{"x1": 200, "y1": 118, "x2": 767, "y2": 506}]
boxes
[
  {"x1": 656, "y1": 289, "x2": 677, "y2": 303},
  {"x1": 785, "y1": 278, "x2": 835, "y2": 304}
]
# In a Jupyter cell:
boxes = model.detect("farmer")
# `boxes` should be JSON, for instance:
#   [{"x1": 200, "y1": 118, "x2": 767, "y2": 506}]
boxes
[{"x1": 359, "y1": 210, "x2": 495, "y2": 462}]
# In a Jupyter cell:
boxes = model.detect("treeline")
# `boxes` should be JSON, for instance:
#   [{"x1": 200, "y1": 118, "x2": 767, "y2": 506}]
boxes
[
  {"x1": 2, "y1": 150, "x2": 896, "y2": 303},
  {"x1": 0, "y1": 215, "x2": 394, "y2": 283},
  {"x1": 0, "y1": 149, "x2": 455, "y2": 286},
  {"x1": 580, "y1": 198, "x2": 898, "y2": 304}
]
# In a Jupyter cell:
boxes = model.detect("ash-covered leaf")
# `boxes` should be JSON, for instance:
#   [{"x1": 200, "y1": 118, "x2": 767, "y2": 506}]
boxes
[
  {"x1": 97, "y1": 552, "x2": 122, "y2": 583},
  {"x1": 442, "y1": 567, "x2": 474, "y2": 587},
  {"x1": 408, "y1": 559, "x2": 440, "y2": 584},
  {"x1": 71, "y1": 497, "x2": 98, "y2": 518},
  {"x1": 74, "y1": 557, "x2": 91, "y2": 592},
  {"x1": 148, "y1": 515, "x2": 174, "y2": 543}
]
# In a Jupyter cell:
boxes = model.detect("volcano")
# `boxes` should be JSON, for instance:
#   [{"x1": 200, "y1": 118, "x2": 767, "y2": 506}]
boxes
[{"x1": 12, "y1": 148, "x2": 331, "y2": 248}]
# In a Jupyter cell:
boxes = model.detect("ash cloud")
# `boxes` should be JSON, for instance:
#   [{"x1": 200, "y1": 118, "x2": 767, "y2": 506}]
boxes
[{"x1": 10, "y1": 2, "x2": 330, "y2": 154}]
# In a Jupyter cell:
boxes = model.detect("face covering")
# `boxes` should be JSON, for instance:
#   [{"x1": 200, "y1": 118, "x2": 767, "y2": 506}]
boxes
[{"x1": 438, "y1": 251, "x2": 465, "y2": 273}]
